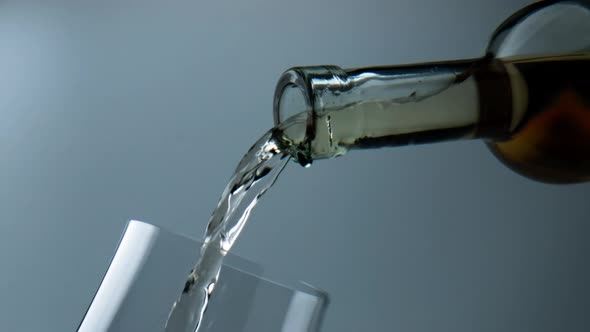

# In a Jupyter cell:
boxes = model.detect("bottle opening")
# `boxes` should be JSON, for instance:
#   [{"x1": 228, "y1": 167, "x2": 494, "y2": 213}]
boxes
[{"x1": 277, "y1": 83, "x2": 308, "y2": 125}]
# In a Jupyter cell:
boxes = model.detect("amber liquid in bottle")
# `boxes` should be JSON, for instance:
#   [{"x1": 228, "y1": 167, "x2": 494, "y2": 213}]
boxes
[{"x1": 486, "y1": 53, "x2": 590, "y2": 183}]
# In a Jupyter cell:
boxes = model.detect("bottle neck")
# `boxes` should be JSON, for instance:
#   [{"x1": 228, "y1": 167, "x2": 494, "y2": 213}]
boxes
[{"x1": 273, "y1": 57, "x2": 517, "y2": 162}]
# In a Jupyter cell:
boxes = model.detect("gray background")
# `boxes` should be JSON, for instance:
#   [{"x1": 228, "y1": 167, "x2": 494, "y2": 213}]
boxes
[{"x1": 1, "y1": 0, "x2": 589, "y2": 331}]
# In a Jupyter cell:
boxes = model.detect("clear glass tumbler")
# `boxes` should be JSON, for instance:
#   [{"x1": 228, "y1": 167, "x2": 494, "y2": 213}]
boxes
[{"x1": 78, "y1": 220, "x2": 328, "y2": 332}]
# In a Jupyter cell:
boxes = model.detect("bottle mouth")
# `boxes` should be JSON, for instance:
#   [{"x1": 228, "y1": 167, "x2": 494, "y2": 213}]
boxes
[
  {"x1": 273, "y1": 68, "x2": 317, "y2": 166},
  {"x1": 273, "y1": 66, "x2": 349, "y2": 165},
  {"x1": 273, "y1": 69, "x2": 312, "y2": 127}
]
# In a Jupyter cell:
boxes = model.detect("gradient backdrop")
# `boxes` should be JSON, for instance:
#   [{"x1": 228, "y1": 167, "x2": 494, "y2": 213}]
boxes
[{"x1": 1, "y1": 0, "x2": 589, "y2": 331}]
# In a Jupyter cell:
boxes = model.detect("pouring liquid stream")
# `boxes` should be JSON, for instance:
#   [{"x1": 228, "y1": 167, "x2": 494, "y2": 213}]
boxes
[{"x1": 165, "y1": 114, "x2": 308, "y2": 331}]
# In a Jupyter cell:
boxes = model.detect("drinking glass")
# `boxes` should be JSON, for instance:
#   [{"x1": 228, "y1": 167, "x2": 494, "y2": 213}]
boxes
[{"x1": 78, "y1": 220, "x2": 328, "y2": 332}]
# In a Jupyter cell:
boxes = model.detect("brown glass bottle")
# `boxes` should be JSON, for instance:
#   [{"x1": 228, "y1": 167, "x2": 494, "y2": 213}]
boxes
[{"x1": 272, "y1": 0, "x2": 590, "y2": 183}]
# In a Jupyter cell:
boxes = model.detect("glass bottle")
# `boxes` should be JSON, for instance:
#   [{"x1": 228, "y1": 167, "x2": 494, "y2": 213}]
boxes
[{"x1": 273, "y1": 0, "x2": 590, "y2": 183}]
